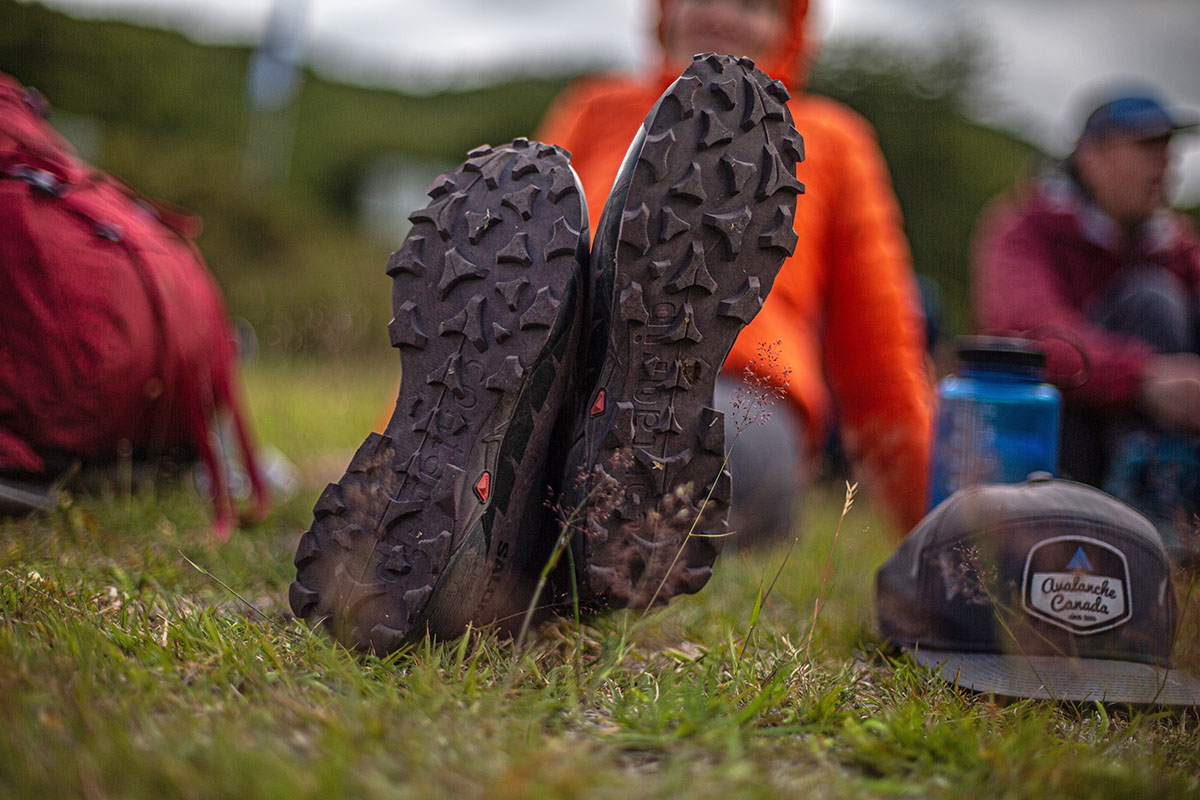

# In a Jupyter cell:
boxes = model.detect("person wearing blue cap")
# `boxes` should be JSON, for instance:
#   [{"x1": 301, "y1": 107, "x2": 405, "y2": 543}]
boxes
[{"x1": 971, "y1": 86, "x2": 1200, "y2": 567}]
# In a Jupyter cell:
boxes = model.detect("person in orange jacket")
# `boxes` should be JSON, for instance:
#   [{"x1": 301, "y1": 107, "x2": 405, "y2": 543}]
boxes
[{"x1": 536, "y1": 0, "x2": 932, "y2": 538}]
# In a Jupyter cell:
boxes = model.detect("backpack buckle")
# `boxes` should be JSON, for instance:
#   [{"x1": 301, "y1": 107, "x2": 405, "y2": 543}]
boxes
[{"x1": 9, "y1": 164, "x2": 64, "y2": 196}]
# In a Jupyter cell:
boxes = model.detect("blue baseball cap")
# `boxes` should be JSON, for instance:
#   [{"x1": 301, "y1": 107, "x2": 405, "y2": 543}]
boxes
[{"x1": 1080, "y1": 93, "x2": 1200, "y2": 142}]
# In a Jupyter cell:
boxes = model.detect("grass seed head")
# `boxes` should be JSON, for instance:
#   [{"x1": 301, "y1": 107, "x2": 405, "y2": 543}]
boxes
[{"x1": 731, "y1": 339, "x2": 792, "y2": 435}]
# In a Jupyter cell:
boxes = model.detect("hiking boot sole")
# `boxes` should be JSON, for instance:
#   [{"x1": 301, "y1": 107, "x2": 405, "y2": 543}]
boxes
[
  {"x1": 562, "y1": 54, "x2": 803, "y2": 609},
  {"x1": 290, "y1": 139, "x2": 588, "y2": 652}
]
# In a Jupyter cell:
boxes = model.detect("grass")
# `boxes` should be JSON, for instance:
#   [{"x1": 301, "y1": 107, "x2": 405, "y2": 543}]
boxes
[{"x1": 3, "y1": 357, "x2": 1200, "y2": 799}]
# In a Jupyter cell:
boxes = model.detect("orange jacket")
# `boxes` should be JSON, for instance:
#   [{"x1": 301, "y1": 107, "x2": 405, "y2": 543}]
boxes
[{"x1": 536, "y1": 0, "x2": 932, "y2": 531}]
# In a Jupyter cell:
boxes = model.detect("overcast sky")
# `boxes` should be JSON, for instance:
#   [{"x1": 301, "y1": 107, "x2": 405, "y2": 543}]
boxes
[{"x1": 19, "y1": 0, "x2": 1200, "y2": 202}]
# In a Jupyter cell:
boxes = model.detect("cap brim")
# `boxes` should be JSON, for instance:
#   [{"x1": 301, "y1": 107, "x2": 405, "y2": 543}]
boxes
[
  {"x1": 910, "y1": 649, "x2": 1200, "y2": 707},
  {"x1": 1122, "y1": 120, "x2": 1199, "y2": 140},
  {"x1": 1162, "y1": 108, "x2": 1200, "y2": 136}
]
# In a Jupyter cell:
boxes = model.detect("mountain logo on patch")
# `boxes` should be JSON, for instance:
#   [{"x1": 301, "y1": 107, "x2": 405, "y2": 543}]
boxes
[
  {"x1": 1066, "y1": 547, "x2": 1093, "y2": 572},
  {"x1": 1022, "y1": 536, "x2": 1132, "y2": 635}
]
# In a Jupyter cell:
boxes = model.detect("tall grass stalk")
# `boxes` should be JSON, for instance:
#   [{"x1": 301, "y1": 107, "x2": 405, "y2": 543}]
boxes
[{"x1": 803, "y1": 481, "x2": 856, "y2": 661}]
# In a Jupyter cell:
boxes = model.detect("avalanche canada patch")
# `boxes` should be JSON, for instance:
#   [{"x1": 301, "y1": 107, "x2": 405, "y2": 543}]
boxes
[{"x1": 1021, "y1": 536, "x2": 1132, "y2": 635}]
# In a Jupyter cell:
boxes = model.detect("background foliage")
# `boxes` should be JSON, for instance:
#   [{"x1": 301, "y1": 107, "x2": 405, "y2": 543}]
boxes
[{"x1": 4, "y1": 0, "x2": 1055, "y2": 354}]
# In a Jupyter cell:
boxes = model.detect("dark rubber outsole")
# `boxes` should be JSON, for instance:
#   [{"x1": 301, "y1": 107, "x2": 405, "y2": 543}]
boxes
[
  {"x1": 562, "y1": 54, "x2": 803, "y2": 609},
  {"x1": 289, "y1": 139, "x2": 588, "y2": 652}
]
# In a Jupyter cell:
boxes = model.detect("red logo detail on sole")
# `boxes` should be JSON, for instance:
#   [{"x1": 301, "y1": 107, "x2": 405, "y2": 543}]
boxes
[
  {"x1": 474, "y1": 471, "x2": 491, "y2": 503},
  {"x1": 590, "y1": 389, "x2": 606, "y2": 416}
]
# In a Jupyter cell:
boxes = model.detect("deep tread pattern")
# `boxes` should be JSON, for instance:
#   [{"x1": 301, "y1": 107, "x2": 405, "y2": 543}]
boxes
[
  {"x1": 544, "y1": 218, "x2": 583, "y2": 260},
  {"x1": 619, "y1": 282, "x2": 650, "y2": 324},
  {"x1": 290, "y1": 140, "x2": 587, "y2": 653},
  {"x1": 293, "y1": 533, "x2": 321, "y2": 568},
  {"x1": 620, "y1": 204, "x2": 652, "y2": 255},
  {"x1": 497, "y1": 231, "x2": 533, "y2": 268},
  {"x1": 442, "y1": 296, "x2": 488, "y2": 351},
  {"x1": 466, "y1": 208, "x2": 501, "y2": 244},
  {"x1": 710, "y1": 78, "x2": 738, "y2": 109},
  {"x1": 502, "y1": 185, "x2": 540, "y2": 220},
  {"x1": 759, "y1": 206, "x2": 800, "y2": 254},
  {"x1": 519, "y1": 287, "x2": 561, "y2": 330},
  {"x1": 660, "y1": 207, "x2": 690, "y2": 242},
  {"x1": 313, "y1": 484, "x2": 346, "y2": 519},
  {"x1": 386, "y1": 236, "x2": 427, "y2": 277},
  {"x1": 438, "y1": 249, "x2": 488, "y2": 298},
  {"x1": 563, "y1": 54, "x2": 803, "y2": 610},
  {"x1": 667, "y1": 243, "x2": 717, "y2": 294},
  {"x1": 718, "y1": 277, "x2": 764, "y2": 323},
  {"x1": 485, "y1": 355, "x2": 525, "y2": 393},
  {"x1": 639, "y1": 131, "x2": 677, "y2": 180},
  {"x1": 672, "y1": 75, "x2": 703, "y2": 118},
  {"x1": 547, "y1": 167, "x2": 579, "y2": 202},
  {"x1": 389, "y1": 301, "x2": 429, "y2": 349},
  {"x1": 670, "y1": 163, "x2": 707, "y2": 201},
  {"x1": 427, "y1": 174, "x2": 456, "y2": 199},
  {"x1": 495, "y1": 277, "x2": 530, "y2": 310},
  {"x1": 720, "y1": 154, "x2": 756, "y2": 194}
]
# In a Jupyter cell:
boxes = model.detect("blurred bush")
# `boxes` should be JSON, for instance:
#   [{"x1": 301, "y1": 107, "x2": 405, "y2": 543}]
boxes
[
  {"x1": 1, "y1": 0, "x2": 569, "y2": 358},
  {"x1": 810, "y1": 34, "x2": 1044, "y2": 337},
  {"x1": 2, "y1": 0, "x2": 1093, "y2": 357}
]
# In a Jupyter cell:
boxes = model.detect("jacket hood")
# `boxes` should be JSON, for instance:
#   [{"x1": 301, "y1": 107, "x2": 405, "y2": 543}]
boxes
[
  {"x1": 1037, "y1": 160, "x2": 1183, "y2": 258},
  {"x1": 655, "y1": 0, "x2": 812, "y2": 90}
]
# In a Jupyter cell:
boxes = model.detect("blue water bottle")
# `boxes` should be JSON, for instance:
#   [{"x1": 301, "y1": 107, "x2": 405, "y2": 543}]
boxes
[{"x1": 928, "y1": 336, "x2": 1062, "y2": 509}]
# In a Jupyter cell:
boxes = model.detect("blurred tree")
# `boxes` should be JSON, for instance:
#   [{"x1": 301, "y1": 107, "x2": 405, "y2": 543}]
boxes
[
  {"x1": 1, "y1": 0, "x2": 1056, "y2": 354},
  {"x1": 0, "y1": 0, "x2": 569, "y2": 355},
  {"x1": 811, "y1": 33, "x2": 1042, "y2": 337}
]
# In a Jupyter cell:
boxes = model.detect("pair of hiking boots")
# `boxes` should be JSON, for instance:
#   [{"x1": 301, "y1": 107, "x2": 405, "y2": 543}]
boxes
[{"x1": 289, "y1": 54, "x2": 804, "y2": 653}]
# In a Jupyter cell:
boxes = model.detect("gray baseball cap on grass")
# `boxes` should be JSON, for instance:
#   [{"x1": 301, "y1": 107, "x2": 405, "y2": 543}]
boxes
[{"x1": 876, "y1": 477, "x2": 1200, "y2": 706}]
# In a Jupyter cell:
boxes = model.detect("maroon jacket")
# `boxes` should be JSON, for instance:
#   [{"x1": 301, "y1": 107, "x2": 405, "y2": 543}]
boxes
[{"x1": 972, "y1": 166, "x2": 1200, "y2": 413}]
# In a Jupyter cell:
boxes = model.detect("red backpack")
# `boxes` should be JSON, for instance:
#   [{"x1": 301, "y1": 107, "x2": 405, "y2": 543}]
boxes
[{"x1": 0, "y1": 72, "x2": 268, "y2": 536}]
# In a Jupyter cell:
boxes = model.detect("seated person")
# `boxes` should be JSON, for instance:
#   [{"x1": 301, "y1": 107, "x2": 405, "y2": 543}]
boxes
[{"x1": 971, "y1": 86, "x2": 1200, "y2": 564}]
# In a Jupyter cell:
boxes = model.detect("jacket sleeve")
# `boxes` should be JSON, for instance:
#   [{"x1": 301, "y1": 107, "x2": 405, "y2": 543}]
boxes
[
  {"x1": 818, "y1": 112, "x2": 933, "y2": 534},
  {"x1": 970, "y1": 199, "x2": 1155, "y2": 411}
]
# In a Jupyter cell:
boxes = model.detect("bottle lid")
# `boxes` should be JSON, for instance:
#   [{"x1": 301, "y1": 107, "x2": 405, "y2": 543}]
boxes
[{"x1": 956, "y1": 336, "x2": 1046, "y2": 370}]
